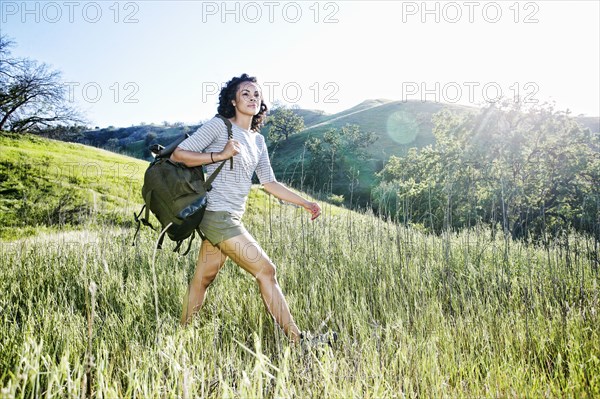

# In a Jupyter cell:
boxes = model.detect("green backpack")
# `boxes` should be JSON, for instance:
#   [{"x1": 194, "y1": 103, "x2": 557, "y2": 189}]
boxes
[{"x1": 133, "y1": 114, "x2": 233, "y2": 255}]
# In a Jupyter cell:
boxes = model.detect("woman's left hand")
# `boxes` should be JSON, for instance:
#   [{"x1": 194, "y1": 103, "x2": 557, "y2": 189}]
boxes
[{"x1": 303, "y1": 201, "x2": 321, "y2": 221}]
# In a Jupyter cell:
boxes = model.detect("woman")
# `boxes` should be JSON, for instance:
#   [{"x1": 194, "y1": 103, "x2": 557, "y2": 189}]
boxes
[{"x1": 171, "y1": 73, "x2": 320, "y2": 343}]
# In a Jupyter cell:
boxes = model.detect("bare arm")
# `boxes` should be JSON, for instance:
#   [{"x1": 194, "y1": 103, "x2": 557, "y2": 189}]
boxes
[
  {"x1": 170, "y1": 139, "x2": 240, "y2": 167},
  {"x1": 263, "y1": 181, "x2": 321, "y2": 220}
]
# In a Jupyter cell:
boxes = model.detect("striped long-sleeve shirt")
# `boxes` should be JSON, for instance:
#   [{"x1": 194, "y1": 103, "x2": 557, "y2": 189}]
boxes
[{"x1": 177, "y1": 116, "x2": 276, "y2": 217}]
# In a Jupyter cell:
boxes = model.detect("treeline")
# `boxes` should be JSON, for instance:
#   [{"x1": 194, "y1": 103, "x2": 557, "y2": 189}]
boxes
[
  {"x1": 372, "y1": 101, "x2": 600, "y2": 241},
  {"x1": 34, "y1": 123, "x2": 201, "y2": 159}
]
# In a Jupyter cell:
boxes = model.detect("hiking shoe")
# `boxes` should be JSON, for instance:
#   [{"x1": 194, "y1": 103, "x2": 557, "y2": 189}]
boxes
[{"x1": 299, "y1": 330, "x2": 338, "y2": 348}]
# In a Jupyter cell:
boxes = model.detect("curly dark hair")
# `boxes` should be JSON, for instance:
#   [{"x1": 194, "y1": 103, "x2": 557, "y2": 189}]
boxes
[{"x1": 217, "y1": 73, "x2": 268, "y2": 132}]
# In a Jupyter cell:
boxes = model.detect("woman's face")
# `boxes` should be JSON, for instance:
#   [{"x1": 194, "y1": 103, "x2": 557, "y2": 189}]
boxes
[{"x1": 233, "y1": 81, "x2": 262, "y2": 116}]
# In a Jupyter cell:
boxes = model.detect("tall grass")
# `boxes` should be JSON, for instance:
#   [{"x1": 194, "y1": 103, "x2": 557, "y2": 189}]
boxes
[{"x1": 1, "y1": 188, "x2": 598, "y2": 398}]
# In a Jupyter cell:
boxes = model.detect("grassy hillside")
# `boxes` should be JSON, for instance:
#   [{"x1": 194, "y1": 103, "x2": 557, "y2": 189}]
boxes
[
  {"x1": 38, "y1": 101, "x2": 599, "y2": 211},
  {"x1": 1, "y1": 133, "x2": 598, "y2": 397},
  {"x1": 303, "y1": 99, "x2": 396, "y2": 128},
  {"x1": 269, "y1": 100, "x2": 477, "y2": 203},
  {"x1": 271, "y1": 101, "x2": 600, "y2": 206},
  {"x1": 290, "y1": 108, "x2": 331, "y2": 126},
  {"x1": 291, "y1": 100, "x2": 474, "y2": 155},
  {"x1": 49, "y1": 102, "x2": 598, "y2": 168},
  {"x1": 0, "y1": 133, "x2": 148, "y2": 240},
  {"x1": 1, "y1": 187, "x2": 598, "y2": 397}
]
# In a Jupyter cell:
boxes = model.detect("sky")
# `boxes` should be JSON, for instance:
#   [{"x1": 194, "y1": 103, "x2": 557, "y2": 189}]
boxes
[{"x1": 1, "y1": 0, "x2": 599, "y2": 128}]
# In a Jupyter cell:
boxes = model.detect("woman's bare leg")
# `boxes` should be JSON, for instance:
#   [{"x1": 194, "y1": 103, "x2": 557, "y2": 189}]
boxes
[
  {"x1": 181, "y1": 239, "x2": 227, "y2": 325},
  {"x1": 217, "y1": 231, "x2": 301, "y2": 342}
]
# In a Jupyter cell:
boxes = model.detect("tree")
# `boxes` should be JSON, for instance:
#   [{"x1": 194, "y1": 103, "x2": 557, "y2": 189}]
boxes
[
  {"x1": 373, "y1": 100, "x2": 599, "y2": 240},
  {"x1": 0, "y1": 36, "x2": 84, "y2": 132},
  {"x1": 266, "y1": 106, "x2": 304, "y2": 146},
  {"x1": 304, "y1": 123, "x2": 378, "y2": 197}
]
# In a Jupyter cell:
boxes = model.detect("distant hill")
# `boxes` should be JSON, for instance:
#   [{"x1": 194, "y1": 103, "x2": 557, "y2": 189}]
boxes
[
  {"x1": 52, "y1": 100, "x2": 598, "y2": 164},
  {"x1": 576, "y1": 116, "x2": 600, "y2": 133},
  {"x1": 39, "y1": 100, "x2": 599, "y2": 209},
  {"x1": 267, "y1": 100, "x2": 478, "y2": 203},
  {"x1": 290, "y1": 108, "x2": 331, "y2": 126},
  {"x1": 75, "y1": 123, "x2": 203, "y2": 160},
  {"x1": 290, "y1": 99, "x2": 476, "y2": 154},
  {"x1": 269, "y1": 100, "x2": 598, "y2": 204}
]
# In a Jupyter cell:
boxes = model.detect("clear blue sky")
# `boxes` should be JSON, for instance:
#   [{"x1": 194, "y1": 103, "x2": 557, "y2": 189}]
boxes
[{"x1": 2, "y1": 1, "x2": 598, "y2": 127}]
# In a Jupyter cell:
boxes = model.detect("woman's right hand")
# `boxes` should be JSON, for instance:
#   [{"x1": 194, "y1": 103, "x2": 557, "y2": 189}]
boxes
[{"x1": 219, "y1": 139, "x2": 241, "y2": 160}]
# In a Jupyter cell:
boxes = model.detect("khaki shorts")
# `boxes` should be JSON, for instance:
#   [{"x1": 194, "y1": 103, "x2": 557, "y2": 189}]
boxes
[{"x1": 198, "y1": 210, "x2": 246, "y2": 246}]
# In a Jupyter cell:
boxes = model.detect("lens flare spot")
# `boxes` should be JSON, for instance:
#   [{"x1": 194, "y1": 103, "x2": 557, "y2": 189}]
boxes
[{"x1": 386, "y1": 110, "x2": 419, "y2": 144}]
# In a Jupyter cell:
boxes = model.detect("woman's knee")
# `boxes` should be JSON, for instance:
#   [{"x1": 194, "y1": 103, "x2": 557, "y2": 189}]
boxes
[
  {"x1": 255, "y1": 260, "x2": 277, "y2": 283},
  {"x1": 199, "y1": 270, "x2": 218, "y2": 287},
  {"x1": 191, "y1": 261, "x2": 222, "y2": 288},
  {"x1": 192, "y1": 241, "x2": 225, "y2": 288}
]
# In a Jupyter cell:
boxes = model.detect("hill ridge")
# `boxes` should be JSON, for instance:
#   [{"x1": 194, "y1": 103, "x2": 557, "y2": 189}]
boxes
[{"x1": 303, "y1": 99, "x2": 394, "y2": 131}]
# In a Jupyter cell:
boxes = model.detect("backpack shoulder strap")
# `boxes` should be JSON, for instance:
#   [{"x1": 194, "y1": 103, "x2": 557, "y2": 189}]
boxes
[
  {"x1": 201, "y1": 114, "x2": 238, "y2": 190},
  {"x1": 213, "y1": 114, "x2": 234, "y2": 170},
  {"x1": 204, "y1": 157, "x2": 228, "y2": 191}
]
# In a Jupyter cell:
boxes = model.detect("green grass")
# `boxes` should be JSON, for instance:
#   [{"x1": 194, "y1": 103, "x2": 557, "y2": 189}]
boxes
[
  {"x1": 0, "y1": 133, "x2": 147, "y2": 240},
  {"x1": 1, "y1": 134, "x2": 599, "y2": 397},
  {"x1": 1, "y1": 191, "x2": 599, "y2": 397}
]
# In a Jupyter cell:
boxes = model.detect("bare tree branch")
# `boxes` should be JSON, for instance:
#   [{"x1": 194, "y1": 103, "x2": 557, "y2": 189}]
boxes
[{"x1": 0, "y1": 35, "x2": 86, "y2": 132}]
